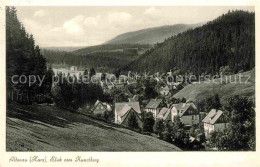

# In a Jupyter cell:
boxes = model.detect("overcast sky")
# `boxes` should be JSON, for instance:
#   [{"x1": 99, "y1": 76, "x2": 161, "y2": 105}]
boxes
[{"x1": 15, "y1": 6, "x2": 254, "y2": 47}]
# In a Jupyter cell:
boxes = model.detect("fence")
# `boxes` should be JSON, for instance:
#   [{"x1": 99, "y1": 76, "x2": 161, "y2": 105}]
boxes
[{"x1": 7, "y1": 89, "x2": 47, "y2": 104}]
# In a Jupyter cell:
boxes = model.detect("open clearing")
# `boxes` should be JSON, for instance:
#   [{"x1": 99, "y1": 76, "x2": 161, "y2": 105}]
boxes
[{"x1": 174, "y1": 70, "x2": 255, "y2": 104}]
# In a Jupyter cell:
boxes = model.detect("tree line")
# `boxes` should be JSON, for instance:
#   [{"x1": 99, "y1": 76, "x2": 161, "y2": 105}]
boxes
[{"x1": 41, "y1": 49, "x2": 141, "y2": 73}]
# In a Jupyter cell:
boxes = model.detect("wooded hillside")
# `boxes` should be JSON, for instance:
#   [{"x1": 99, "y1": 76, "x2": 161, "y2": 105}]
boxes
[{"x1": 123, "y1": 10, "x2": 255, "y2": 75}]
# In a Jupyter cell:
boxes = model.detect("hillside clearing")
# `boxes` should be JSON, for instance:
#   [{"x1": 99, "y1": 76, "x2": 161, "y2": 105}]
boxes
[
  {"x1": 174, "y1": 70, "x2": 255, "y2": 104},
  {"x1": 6, "y1": 103, "x2": 181, "y2": 151}
]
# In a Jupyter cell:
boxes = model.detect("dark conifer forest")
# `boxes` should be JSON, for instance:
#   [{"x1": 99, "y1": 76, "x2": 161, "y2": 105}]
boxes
[
  {"x1": 123, "y1": 10, "x2": 255, "y2": 75},
  {"x1": 6, "y1": 7, "x2": 50, "y2": 100}
]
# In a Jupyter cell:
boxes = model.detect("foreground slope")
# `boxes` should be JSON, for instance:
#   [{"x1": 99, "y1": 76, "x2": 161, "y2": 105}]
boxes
[
  {"x1": 6, "y1": 103, "x2": 180, "y2": 151},
  {"x1": 174, "y1": 70, "x2": 255, "y2": 104},
  {"x1": 105, "y1": 24, "x2": 202, "y2": 45}
]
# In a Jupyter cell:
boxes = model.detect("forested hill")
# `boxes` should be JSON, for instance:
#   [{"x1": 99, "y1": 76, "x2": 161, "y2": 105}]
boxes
[
  {"x1": 105, "y1": 23, "x2": 203, "y2": 45},
  {"x1": 123, "y1": 10, "x2": 255, "y2": 75}
]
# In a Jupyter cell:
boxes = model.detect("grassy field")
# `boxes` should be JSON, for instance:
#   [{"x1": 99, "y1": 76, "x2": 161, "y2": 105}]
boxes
[
  {"x1": 6, "y1": 103, "x2": 180, "y2": 151},
  {"x1": 174, "y1": 70, "x2": 255, "y2": 104}
]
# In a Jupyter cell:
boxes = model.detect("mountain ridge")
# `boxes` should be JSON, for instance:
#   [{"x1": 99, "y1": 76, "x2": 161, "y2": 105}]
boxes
[
  {"x1": 105, "y1": 23, "x2": 204, "y2": 45},
  {"x1": 122, "y1": 10, "x2": 255, "y2": 75}
]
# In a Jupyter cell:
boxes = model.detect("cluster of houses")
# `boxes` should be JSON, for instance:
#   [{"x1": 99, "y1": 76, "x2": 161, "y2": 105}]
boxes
[
  {"x1": 66, "y1": 66, "x2": 229, "y2": 139},
  {"x1": 91, "y1": 98, "x2": 229, "y2": 139}
]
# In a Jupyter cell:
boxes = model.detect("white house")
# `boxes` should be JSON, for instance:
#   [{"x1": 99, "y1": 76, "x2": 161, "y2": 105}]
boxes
[
  {"x1": 159, "y1": 85, "x2": 170, "y2": 96},
  {"x1": 70, "y1": 66, "x2": 77, "y2": 71},
  {"x1": 156, "y1": 107, "x2": 173, "y2": 121},
  {"x1": 202, "y1": 109, "x2": 229, "y2": 138},
  {"x1": 171, "y1": 102, "x2": 199, "y2": 125}
]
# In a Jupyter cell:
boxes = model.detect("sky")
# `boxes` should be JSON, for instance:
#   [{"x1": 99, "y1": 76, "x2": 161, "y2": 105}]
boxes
[{"x1": 15, "y1": 6, "x2": 254, "y2": 47}]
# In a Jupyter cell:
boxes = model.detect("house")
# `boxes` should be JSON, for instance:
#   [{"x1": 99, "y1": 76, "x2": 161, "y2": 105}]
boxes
[
  {"x1": 114, "y1": 83, "x2": 125, "y2": 89},
  {"x1": 156, "y1": 107, "x2": 172, "y2": 122},
  {"x1": 119, "y1": 75, "x2": 128, "y2": 81},
  {"x1": 154, "y1": 77, "x2": 160, "y2": 82},
  {"x1": 202, "y1": 109, "x2": 229, "y2": 138},
  {"x1": 92, "y1": 100, "x2": 112, "y2": 116},
  {"x1": 70, "y1": 66, "x2": 77, "y2": 71},
  {"x1": 114, "y1": 102, "x2": 143, "y2": 128},
  {"x1": 107, "y1": 82, "x2": 114, "y2": 90},
  {"x1": 128, "y1": 95, "x2": 139, "y2": 102},
  {"x1": 171, "y1": 102, "x2": 199, "y2": 125},
  {"x1": 159, "y1": 85, "x2": 170, "y2": 96},
  {"x1": 145, "y1": 98, "x2": 165, "y2": 118},
  {"x1": 127, "y1": 78, "x2": 137, "y2": 85}
]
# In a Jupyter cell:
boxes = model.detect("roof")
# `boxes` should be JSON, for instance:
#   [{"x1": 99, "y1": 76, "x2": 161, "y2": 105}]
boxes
[
  {"x1": 115, "y1": 102, "x2": 141, "y2": 117},
  {"x1": 157, "y1": 107, "x2": 171, "y2": 120},
  {"x1": 128, "y1": 95, "x2": 139, "y2": 102},
  {"x1": 145, "y1": 98, "x2": 163, "y2": 109},
  {"x1": 161, "y1": 86, "x2": 169, "y2": 91},
  {"x1": 202, "y1": 109, "x2": 224, "y2": 125},
  {"x1": 127, "y1": 79, "x2": 137, "y2": 84},
  {"x1": 93, "y1": 100, "x2": 112, "y2": 112},
  {"x1": 172, "y1": 102, "x2": 197, "y2": 117}
]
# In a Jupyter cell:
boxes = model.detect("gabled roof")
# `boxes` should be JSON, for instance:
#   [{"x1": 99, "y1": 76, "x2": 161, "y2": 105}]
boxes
[
  {"x1": 92, "y1": 100, "x2": 112, "y2": 112},
  {"x1": 157, "y1": 107, "x2": 171, "y2": 120},
  {"x1": 172, "y1": 102, "x2": 197, "y2": 117},
  {"x1": 115, "y1": 102, "x2": 141, "y2": 117},
  {"x1": 202, "y1": 109, "x2": 224, "y2": 125},
  {"x1": 145, "y1": 98, "x2": 163, "y2": 109}
]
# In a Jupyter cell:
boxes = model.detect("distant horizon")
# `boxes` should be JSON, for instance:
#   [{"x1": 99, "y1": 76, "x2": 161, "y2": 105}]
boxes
[{"x1": 15, "y1": 6, "x2": 254, "y2": 47}]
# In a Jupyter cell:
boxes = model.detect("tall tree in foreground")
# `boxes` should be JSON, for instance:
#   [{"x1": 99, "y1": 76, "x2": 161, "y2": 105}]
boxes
[
  {"x1": 128, "y1": 112, "x2": 139, "y2": 130},
  {"x1": 142, "y1": 112, "x2": 155, "y2": 133},
  {"x1": 6, "y1": 7, "x2": 47, "y2": 103}
]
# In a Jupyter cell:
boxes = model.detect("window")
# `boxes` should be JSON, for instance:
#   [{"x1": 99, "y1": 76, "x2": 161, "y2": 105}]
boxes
[{"x1": 192, "y1": 116, "x2": 194, "y2": 120}]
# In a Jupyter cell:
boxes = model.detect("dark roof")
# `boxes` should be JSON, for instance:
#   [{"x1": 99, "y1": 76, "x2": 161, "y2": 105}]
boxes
[
  {"x1": 202, "y1": 109, "x2": 224, "y2": 124},
  {"x1": 172, "y1": 102, "x2": 197, "y2": 117},
  {"x1": 145, "y1": 98, "x2": 163, "y2": 109},
  {"x1": 115, "y1": 102, "x2": 141, "y2": 117},
  {"x1": 92, "y1": 100, "x2": 112, "y2": 112}
]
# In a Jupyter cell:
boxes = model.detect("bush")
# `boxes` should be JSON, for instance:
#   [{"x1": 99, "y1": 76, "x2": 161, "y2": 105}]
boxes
[
  {"x1": 154, "y1": 119, "x2": 165, "y2": 138},
  {"x1": 142, "y1": 112, "x2": 155, "y2": 133}
]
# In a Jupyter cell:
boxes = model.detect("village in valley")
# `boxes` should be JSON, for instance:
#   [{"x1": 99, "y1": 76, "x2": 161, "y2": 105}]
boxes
[
  {"x1": 6, "y1": 7, "x2": 255, "y2": 151},
  {"x1": 34, "y1": 64, "x2": 246, "y2": 151}
]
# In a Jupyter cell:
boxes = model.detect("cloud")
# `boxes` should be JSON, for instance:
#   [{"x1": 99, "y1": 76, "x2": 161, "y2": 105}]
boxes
[
  {"x1": 63, "y1": 15, "x2": 85, "y2": 34},
  {"x1": 34, "y1": 10, "x2": 46, "y2": 17},
  {"x1": 18, "y1": 7, "x2": 254, "y2": 47},
  {"x1": 83, "y1": 15, "x2": 101, "y2": 27},
  {"x1": 143, "y1": 7, "x2": 160, "y2": 16}
]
